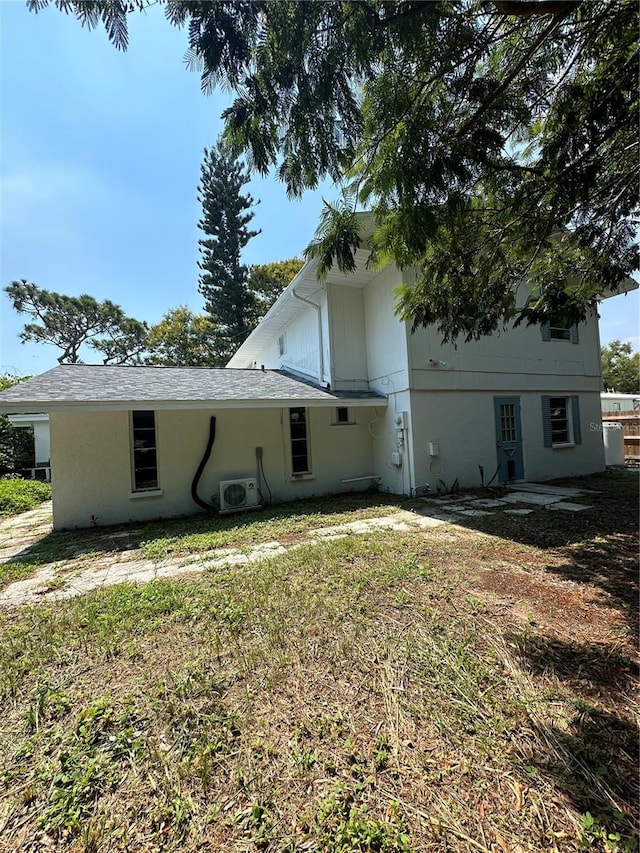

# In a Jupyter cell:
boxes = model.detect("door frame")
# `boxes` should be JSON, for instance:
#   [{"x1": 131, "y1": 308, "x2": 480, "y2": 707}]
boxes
[{"x1": 493, "y1": 396, "x2": 524, "y2": 483}]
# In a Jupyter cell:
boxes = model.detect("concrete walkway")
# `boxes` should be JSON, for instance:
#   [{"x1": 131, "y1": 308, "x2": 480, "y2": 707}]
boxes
[
  {"x1": 0, "y1": 501, "x2": 53, "y2": 563},
  {"x1": 0, "y1": 484, "x2": 593, "y2": 609}
]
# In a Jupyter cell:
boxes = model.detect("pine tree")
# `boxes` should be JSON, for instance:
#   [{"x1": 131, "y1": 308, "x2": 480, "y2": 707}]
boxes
[
  {"x1": 197, "y1": 141, "x2": 260, "y2": 356},
  {"x1": 5, "y1": 280, "x2": 148, "y2": 364}
]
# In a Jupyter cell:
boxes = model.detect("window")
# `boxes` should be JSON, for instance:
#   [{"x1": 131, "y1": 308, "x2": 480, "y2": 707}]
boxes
[
  {"x1": 541, "y1": 319, "x2": 579, "y2": 344},
  {"x1": 549, "y1": 397, "x2": 570, "y2": 443},
  {"x1": 499, "y1": 403, "x2": 517, "y2": 443},
  {"x1": 336, "y1": 407, "x2": 349, "y2": 424},
  {"x1": 542, "y1": 396, "x2": 582, "y2": 447},
  {"x1": 289, "y1": 407, "x2": 310, "y2": 473},
  {"x1": 278, "y1": 334, "x2": 286, "y2": 357},
  {"x1": 131, "y1": 410, "x2": 158, "y2": 490}
]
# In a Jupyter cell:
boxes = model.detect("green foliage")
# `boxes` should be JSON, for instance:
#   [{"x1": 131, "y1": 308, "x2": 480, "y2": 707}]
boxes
[
  {"x1": 0, "y1": 375, "x2": 34, "y2": 474},
  {"x1": 197, "y1": 139, "x2": 260, "y2": 358},
  {"x1": 39, "y1": 750, "x2": 115, "y2": 836},
  {"x1": 145, "y1": 306, "x2": 226, "y2": 367},
  {"x1": 306, "y1": 197, "x2": 363, "y2": 280},
  {"x1": 601, "y1": 340, "x2": 639, "y2": 394},
  {"x1": 89, "y1": 315, "x2": 148, "y2": 365},
  {"x1": 30, "y1": 0, "x2": 639, "y2": 341},
  {"x1": 0, "y1": 478, "x2": 51, "y2": 515},
  {"x1": 580, "y1": 811, "x2": 637, "y2": 852},
  {"x1": 247, "y1": 257, "x2": 304, "y2": 317},
  {"x1": 5, "y1": 280, "x2": 148, "y2": 364},
  {"x1": 315, "y1": 787, "x2": 413, "y2": 852}
]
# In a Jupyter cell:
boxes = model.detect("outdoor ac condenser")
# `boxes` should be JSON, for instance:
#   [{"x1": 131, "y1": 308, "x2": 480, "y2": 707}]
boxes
[{"x1": 219, "y1": 478, "x2": 260, "y2": 512}]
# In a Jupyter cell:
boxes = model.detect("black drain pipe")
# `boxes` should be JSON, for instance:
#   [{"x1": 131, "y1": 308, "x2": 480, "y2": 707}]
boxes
[{"x1": 191, "y1": 416, "x2": 216, "y2": 511}]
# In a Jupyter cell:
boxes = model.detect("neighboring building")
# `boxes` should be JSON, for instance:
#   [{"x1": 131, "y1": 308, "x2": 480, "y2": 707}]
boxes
[
  {"x1": 6, "y1": 413, "x2": 51, "y2": 480},
  {"x1": 0, "y1": 246, "x2": 629, "y2": 530},
  {"x1": 601, "y1": 391, "x2": 640, "y2": 413}
]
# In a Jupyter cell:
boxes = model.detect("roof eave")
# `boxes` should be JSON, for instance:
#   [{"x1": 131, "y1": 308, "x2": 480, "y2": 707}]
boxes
[
  {"x1": 0, "y1": 396, "x2": 387, "y2": 415},
  {"x1": 599, "y1": 276, "x2": 638, "y2": 299}
]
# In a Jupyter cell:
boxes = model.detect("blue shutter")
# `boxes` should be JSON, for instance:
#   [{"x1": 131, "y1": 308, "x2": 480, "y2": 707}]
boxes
[
  {"x1": 542, "y1": 396, "x2": 552, "y2": 447},
  {"x1": 570, "y1": 324, "x2": 579, "y2": 344},
  {"x1": 541, "y1": 322, "x2": 551, "y2": 342},
  {"x1": 571, "y1": 396, "x2": 582, "y2": 444}
]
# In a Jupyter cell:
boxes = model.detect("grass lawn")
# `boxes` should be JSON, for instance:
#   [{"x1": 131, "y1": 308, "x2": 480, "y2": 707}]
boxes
[
  {"x1": 0, "y1": 472, "x2": 637, "y2": 851},
  {"x1": 0, "y1": 477, "x2": 51, "y2": 516}
]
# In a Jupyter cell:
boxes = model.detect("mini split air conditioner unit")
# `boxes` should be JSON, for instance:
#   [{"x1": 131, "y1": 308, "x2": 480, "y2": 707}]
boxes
[{"x1": 219, "y1": 478, "x2": 260, "y2": 512}]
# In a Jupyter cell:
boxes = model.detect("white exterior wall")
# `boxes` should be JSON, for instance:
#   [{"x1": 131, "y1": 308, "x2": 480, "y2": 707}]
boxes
[
  {"x1": 407, "y1": 309, "x2": 602, "y2": 391},
  {"x1": 409, "y1": 390, "x2": 604, "y2": 493},
  {"x1": 327, "y1": 284, "x2": 369, "y2": 391},
  {"x1": 33, "y1": 421, "x2": 51, "y2": 465},
  {"x1": 404, "y1": 308, "x2": 604, "y2": 490},
  {"x1": 362, "y1": 266, "x2": 413, "y2": 494},
  {"x1": 49, "y1": 405, "x2": 377, "y2": 529},
  {"x1": 244, "y1": 292, "x2": 330, "y2": 385}
]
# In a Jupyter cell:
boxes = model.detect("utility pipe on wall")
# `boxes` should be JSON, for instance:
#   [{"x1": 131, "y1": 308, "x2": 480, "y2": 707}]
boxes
[
  {"x1": 191, "y1": 416, "x2": 217, "y2": 511},
  {"x1": 292, "y1": 287, "x2": 324, "y2": 383}
]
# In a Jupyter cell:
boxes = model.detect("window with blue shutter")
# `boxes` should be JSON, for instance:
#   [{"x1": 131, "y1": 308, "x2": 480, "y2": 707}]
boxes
[
  {"x1": 541, "y1": 318, "x2": 579, "y2": 343},
  {"x1": 571, "y1": 396, "x2": 582, "y2": 444},
  {"x1": 542, "y1": 396, "x2": 552, "y2": 447},
  {"x1": 542, "y1": 395, "x2": 581, "y2": 447}
]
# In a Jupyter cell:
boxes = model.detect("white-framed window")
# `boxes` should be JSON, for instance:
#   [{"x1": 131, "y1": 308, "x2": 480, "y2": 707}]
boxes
[
  {"x1": 541, "y1": 319, "x2": 579, "y2": 344},
  {"x1": 278, "y1": 334, "x2": 286, "y2": 357},
  {"x1": 542, "y1": 396, "x2": 582, "y2": 447},
  {"x1": 131, "y1": 410, "x2": 159, "y2": 490},
  {"x1": 289, "y1": 407, "x2": 311, "y2": 474}
]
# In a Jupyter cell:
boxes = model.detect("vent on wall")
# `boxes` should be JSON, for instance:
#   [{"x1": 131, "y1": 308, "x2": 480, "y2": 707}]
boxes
[{"x1": 219, "y1": 478, "x2": 260, "y2": 512}]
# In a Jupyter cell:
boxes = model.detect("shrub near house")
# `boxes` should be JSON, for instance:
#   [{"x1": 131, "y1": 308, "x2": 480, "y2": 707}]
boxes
[{"x1": 0, "y1": 477, "x2": 51, "y2": 516}]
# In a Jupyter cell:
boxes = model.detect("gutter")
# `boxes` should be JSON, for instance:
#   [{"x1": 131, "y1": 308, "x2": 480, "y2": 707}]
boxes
[{"x1": 0, "y1": 396, "x2": 387, "y2": 415}]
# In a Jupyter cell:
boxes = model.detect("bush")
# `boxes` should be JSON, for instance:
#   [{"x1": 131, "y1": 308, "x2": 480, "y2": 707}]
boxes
[{"x1": 0, "y1": 478, "x2": 51, "y2": 516}]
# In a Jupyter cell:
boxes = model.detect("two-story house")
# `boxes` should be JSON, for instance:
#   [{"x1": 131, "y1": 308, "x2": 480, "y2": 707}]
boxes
[
  {"x1": 229, "y1": 250, "x2": 607, "y2": 497},
  {"x1": 0, "y1": 248, "x2": 617, "y2": 530}
]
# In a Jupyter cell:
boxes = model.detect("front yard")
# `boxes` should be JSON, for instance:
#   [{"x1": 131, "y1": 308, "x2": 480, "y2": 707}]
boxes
[{"x1": 0, "y1": 472, "x2": 637, "y2": 851}]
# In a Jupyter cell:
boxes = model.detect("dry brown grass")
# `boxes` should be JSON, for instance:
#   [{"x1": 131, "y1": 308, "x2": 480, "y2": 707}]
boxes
[{"x1": 0, "y1": 472, "x2": 637, "y2": 852}]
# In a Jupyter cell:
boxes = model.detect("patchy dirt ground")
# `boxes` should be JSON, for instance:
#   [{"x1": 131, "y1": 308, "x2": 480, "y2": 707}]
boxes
[
  {"x1": 0, "y1": 472, "x2": 637, "y2": 852},
  {"x1": 0, "y1": 480, "x2": 637, "y2": 662}
]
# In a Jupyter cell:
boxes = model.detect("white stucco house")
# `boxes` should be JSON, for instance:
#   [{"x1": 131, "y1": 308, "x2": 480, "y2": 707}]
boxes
[{"x1": 0, "y1": 248, "x2": 628, "y2": 530}]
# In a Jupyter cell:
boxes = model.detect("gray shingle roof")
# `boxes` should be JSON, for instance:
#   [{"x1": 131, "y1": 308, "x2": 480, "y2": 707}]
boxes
[{"x1": 0, "y1": 365, "x2": 385, "y2": 413}]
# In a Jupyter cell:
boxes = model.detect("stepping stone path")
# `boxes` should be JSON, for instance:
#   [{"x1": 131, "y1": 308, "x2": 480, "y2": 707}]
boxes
[{"x1": 0, "y1": 484, "x2": 594, "y2": 608}]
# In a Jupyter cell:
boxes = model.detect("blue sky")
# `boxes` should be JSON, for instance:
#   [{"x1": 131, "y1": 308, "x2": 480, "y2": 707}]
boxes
[{"x1": 0, "y1": 1, "x2": 637, "y2": 375}]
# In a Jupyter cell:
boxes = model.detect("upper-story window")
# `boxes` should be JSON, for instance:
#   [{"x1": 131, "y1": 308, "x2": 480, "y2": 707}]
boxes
[
  {"x1": 541, "y1": 319, "x2": 579, "y2": 344},
  {"x1": 131, "y1": 410, "x2": 158, "y2": 490},
  {"x1": 278, "y1": 334, "x2": 287, "y2": 357}
]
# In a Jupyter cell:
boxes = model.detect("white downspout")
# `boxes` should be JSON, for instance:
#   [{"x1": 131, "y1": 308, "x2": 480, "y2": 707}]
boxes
[{"x1": 292, "y1": 287, "x2": 325, "y2": 384}]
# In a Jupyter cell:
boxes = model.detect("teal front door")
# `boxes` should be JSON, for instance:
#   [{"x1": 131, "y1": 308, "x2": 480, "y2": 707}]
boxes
[{"x1": 494, "y1": 397, "x2": 524, "y2": 483}]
